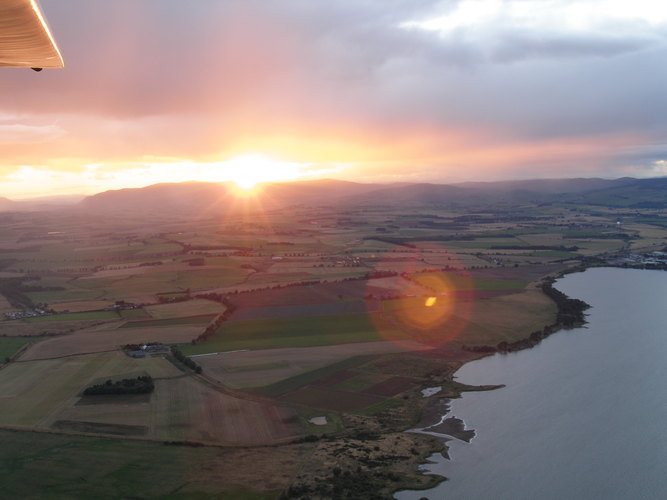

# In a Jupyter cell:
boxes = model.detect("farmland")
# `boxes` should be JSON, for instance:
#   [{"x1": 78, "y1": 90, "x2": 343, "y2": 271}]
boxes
[
  {"x1": 183, "y1": 312, "x2": 408, "y2": 354},
  {"x1": 194, "y1": 341, "x2": 427, "y2": 389},
  {"x1": 0, "y1": 351, "x2": 300, "y2": 446},
  {"x1": 0, "y1": 191, "x2": 665, "y2": 498},
  {"x1": 19, "y1": 324, "x2": 206, "y2": 361},
  {"x1": 0, "y1": 429, "x2": 310, "y2": 499},
  {"x1": 0, "y1": 336, "x2": 30, "y2": 361}
]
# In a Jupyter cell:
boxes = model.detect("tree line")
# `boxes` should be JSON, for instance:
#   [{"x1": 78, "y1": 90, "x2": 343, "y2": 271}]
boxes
[
  {"x1": 83, "y1": 375, "x2": 154, "y2": 395},
  {"x1": 171, "y1": 347, "x2": 202, "y2": 374},
  {"x1": 463, "y1": 277, "x2": 590, "y2": 354}
]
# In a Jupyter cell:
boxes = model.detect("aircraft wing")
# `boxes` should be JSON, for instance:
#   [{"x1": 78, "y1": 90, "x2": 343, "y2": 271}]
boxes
[{"x1": 0, "y1": 0, "x2": 63, "y2": 68}]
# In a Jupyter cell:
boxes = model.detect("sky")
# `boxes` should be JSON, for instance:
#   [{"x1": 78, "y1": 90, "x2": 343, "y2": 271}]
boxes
[{"x1": 1, "y1": 0, "x2": 667, "y2": 198}]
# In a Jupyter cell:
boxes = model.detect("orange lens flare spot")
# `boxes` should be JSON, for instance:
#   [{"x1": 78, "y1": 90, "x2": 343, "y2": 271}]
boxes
[
  {"x1": 364, "y1": 243, "x2": 476, "y2": 349},
  {"x1": 396, "y1": 293, "x2": 452, "y2": 331}
]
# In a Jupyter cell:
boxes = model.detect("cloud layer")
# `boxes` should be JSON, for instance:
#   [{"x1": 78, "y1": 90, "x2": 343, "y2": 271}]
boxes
[{"x1": 1, "y1": 0, "x2": 666, "y2": 197}]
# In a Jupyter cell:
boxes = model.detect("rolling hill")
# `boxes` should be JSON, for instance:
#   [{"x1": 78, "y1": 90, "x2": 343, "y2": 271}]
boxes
[{"x1": 68, "y1": 176, "x2": 667, "y2": 213}]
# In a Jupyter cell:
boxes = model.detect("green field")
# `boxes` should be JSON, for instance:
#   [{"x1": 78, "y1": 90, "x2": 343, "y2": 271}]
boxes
[
  {"x1": 413, "y1": 272, "x2": 528, "y2": 291},
  {"x1": 0, "y1": 430, "x2": 281, "y2": 499},
  {"x1": 182, "y1": 313, "x2": 406, "y2": 354},
  {"x1": 0, "y1": 337, "x2": 31, "y2": 361},
  {"x1": 119, "y1": 308, "x2": 150, "y2": 319}
]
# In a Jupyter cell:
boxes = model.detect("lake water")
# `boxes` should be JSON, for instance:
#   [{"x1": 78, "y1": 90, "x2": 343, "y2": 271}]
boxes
[{"x1": 396, "y1": 268, "x2": 667, "y2": 500}]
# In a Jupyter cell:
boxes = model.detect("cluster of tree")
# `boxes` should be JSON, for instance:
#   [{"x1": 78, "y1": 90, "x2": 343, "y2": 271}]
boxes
[
  {"x1": 541, "y1": 279, "x2": 590, "y2": 328},
  {"x1": 138, "y1": 261, "x2": 164, "y2": 267},
  {"x1": 157, "y1": 290, "x2": 191, "y2": 304},
  {"x1": 83, "y1": 375, "x2": 154, "y2": 395},
  {"x1": 171, "y1": 347, "x2": 202, "y2": 374}
]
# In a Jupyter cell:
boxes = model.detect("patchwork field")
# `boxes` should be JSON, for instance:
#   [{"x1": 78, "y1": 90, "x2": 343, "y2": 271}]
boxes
[
  {"x1": 52, "y1": 376, "x2": 303, "y2": 445},
  {"x1": 1, "y1": 196, "x2": 662, "y2": 498},
  {"x1": 194, "y1": 340, "x2": 429, "y2": 389},
  {"x1": 0, "y1": 429, "x2": 308, "y2": 499},
  {"x1": 0, "y1": 350, "x2": 303, "y2": 445}
]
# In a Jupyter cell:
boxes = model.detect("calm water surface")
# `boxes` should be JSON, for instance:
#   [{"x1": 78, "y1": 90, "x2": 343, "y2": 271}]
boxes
[{"x1": 396, "y1": 268, "x2": 667, "y2": 500}]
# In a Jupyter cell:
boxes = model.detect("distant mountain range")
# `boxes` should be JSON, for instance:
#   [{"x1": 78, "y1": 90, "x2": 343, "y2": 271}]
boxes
[
  {"x1": 0, "y1": 197, "x2": 17, "y2": 211},
  {"x1": 2, "y1": 177, "x2": 666, "y2": 213},
  {"x1": 0, "y1": 194, "x2": 86, "y2": 212}
]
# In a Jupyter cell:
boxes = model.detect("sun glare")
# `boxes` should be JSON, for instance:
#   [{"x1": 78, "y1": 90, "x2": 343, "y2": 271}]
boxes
[{"x1": 224, "y1": 154, "x2": 300, "y2": 190}]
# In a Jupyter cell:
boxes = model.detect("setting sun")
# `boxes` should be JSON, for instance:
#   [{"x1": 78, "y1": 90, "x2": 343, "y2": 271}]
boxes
[{"x1": 224, "y1": 154, "x2": 300, "y2": 190}]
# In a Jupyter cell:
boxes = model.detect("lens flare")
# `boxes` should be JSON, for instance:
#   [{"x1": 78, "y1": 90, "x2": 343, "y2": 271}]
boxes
[{"x1": 364, "y1": 243, "x2": 474, "y2": 348}]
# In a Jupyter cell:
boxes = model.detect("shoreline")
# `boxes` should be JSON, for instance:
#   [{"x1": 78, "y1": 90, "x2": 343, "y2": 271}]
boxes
[
  {"x1": 391, "y1": 266, "x2": 595, "y2": 496},
  {"x1": 394, "y1": 266, "x2": 667, "y2": 500}
]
